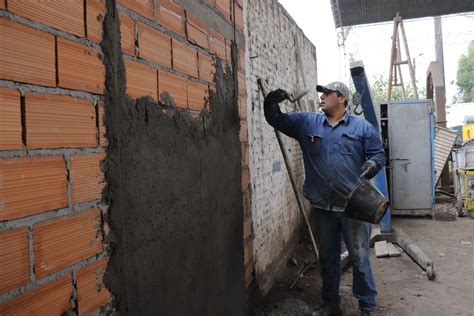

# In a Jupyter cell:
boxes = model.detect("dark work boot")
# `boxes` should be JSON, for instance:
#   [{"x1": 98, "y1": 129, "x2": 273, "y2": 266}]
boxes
[
  {"x1": 319, "y1": 303, "x2": 343, "y2": 316},
  {"x1": 360, "y1": 310, "x2": 375, "y2": 316}
]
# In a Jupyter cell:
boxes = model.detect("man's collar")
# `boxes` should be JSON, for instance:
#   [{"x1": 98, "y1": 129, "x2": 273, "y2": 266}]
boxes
[{"x1": 323, "y1": 111, "x2": 350, "y2": 126}]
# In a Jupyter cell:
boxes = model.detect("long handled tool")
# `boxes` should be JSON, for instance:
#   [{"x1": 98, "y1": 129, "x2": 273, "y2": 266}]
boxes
[{"x1": 257, "y1": 78, "x2": 320, "y2": 269}]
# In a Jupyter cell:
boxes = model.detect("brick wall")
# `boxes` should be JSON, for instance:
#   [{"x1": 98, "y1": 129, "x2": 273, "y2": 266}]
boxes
[
  {"x1": 1, "y1": 0, "x2": 249, "y2": 313},
  {"x1": 245, "y1": 0, "x2": 319, "y2": 293},
  {"x1": 0, "y1": 0, "x2": 109, "y2": 313}
]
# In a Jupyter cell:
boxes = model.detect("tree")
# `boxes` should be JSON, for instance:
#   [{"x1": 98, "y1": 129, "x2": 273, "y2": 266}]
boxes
[
  {"x1": 368, "y1": 74, "x2": 425, "y2": 103},
  {"x1": 454, "y1": 41, "x2": 474, "y2": 103}
]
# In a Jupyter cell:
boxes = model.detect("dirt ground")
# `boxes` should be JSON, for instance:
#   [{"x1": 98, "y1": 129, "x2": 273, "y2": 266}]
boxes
[{"x1": 251, "y1": 214, "x2": 474, "y2": 316}]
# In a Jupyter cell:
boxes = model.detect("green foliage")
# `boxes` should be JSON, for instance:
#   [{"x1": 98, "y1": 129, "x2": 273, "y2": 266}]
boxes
[
  {"x1": 369, "y1": 74, "x2": 425, "y2": 103},
  {"x1": 454, "y1": 41, "x2": 474, "y2": 103}
]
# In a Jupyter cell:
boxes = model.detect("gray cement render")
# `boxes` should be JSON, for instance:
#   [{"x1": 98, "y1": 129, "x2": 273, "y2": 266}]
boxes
[{"x1": 101, "y1": 0, "x2": 245, "y2": 314}]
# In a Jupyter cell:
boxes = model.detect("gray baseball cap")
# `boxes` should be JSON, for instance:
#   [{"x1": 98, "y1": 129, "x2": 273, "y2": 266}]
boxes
[{"x1": 316, "y1": 81, "x2": 349, "y2": 98}]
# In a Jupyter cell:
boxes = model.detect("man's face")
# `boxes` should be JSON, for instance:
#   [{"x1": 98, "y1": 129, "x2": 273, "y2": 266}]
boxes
[{"x1": 319, "y1": 90, "x2": 345, "y2": 114}]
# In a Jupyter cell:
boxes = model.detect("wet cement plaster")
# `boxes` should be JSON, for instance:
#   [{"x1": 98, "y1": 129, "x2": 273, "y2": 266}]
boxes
[{"x1": 100, "y1": 1, "x2": 245, "y2": 314}]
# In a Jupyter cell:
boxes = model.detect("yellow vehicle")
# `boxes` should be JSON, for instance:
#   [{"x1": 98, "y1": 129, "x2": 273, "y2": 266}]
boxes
[{"x1": 462, "y1": 123, "x2": 474, "y2": 141}]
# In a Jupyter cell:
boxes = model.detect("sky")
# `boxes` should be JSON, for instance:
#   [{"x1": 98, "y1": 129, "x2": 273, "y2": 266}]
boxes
[{"x1": 277, "y1": 0, "x2": 474, "y2": 127}]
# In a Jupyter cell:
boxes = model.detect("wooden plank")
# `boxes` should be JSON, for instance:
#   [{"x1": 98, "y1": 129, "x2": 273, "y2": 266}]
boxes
[{"x1": 388, "y1": 242, "x2": 402, "y2": 257}]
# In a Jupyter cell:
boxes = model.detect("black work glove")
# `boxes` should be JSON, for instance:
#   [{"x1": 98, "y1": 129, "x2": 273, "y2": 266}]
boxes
[
  {"x1": 360, "y1": 161, "x2": 378, "y2": 179},
  {"x1": 264, "y1": 89, "x2": 289, "y2": 105}
]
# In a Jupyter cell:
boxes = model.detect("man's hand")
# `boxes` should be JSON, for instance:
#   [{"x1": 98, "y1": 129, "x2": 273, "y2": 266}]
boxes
[
  {"x1": 360, "y1": 161, "x2": 378, "y2": 179},
  {"x1": 265, "y1": 89, "x2": 289, "y2": 104}
]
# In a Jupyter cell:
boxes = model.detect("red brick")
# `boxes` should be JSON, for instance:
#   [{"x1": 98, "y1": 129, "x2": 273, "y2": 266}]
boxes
[
  {"x1": 239, "y1": 119, "x2": 248, "y2": 142},
  {"x1": 187, "y1": 81, "x2": 208, "y2": 111},
  {"x1": 117, "y1": 0, "x2": 154, "y2": 20},
  {"x1": 0, "y1": 87, "x2": 22, "y2": 150},
  {"x1": 0, "y1": 228, "x2": 29, "y2": 295},
  {"x1": 0, "y1": 1, "x2": 5, "y2": 9},
  {"x1": 238, "y1": 72, "x2": 246, "y2": 95},
  {"x1": 241, "y1": 141, "x2": 249, "y2": 167},
  {"x1": 238, "y1": 96, "x2": 247, "y2": 119},
  {"x1": 237, "y1": 0, "x2": 244, "y2": 7},
  {"x1": 98, "y1": 102, "x2": 108, "y2": 146},
  {"x1": 34, "y1": 208, "x2": 102, "y2": 279},
  {"x1": 209, "y1": 29, "x2": 226, "y2": 60},
  {"x1": 125, "y1": 60, "x2": 158, "y2": 100},
  {"x1": 244, "y1": 262, "x2": 254, "y2": 288},
  {"x1": 119, "y1": 12, "x2": 135, "y2": 55},
  {"x1": 25, "y1": 93, "x2": 96, "y2": 149},
  {"x1": 157, "y1": 0, "x2": 185, "y2": 36},
  {"x1": 172, "y1": 39, "x2": 198, "y2": 78},
  {"x1": 71, "y1": 153, "x2": 106, "y2": 204},
  {"x1": 244, "y1": 240, "x2": 253, "y2": 265},
  {"x1": 238, "y1": 49, "x2": 245, "y2": 72},
  {"x1": 77, "y1": 259, "x2": 111, "y2": 316},
  {"x1": 215, "y1": 0, "x2": 231, "y2": 19},
  {"x1": 58, "y1": 38, "x2": 105, "y2": 94},
  {"x1": 242, "y1": 167, "x2": 250, "y2": 191},
  {"x1": 243, "y1": 216, "x2": 252, "y2": 240},
  {"x1": 158, "y1": 71, "x2": 186, "y2": 108},
  {"x1": 87, "y1": 0, "x2": 106, "y2": 43},
  {"x1": 0, "y1": 275, "x2": 72, "y2": 315},
  {"x1": 138, "y1": 22, "x2": 172, "y2": 68},
  {"x1": 0, "y1": 18, "x2": 55, "y2": 86},
  {"x1": 8, "y1": 0, "x2": 84, "y2": 36},
  {"x1": 233, "y1": 2, "x2": 244, "y2": 30},
  {"x1": 198, "y1": 53, "x2": 215, "y2": 83},
  {"x1": 0, "y1": 156, "x2": 67, "y2": 221},
  {"x1": 186, "y1": 13, "x2": 209, "y2": 50},
  {"x1": 243, "y1": 189, "x2": 251, "y2": 212},
  {"x1": 225, "y1": 39, "x2": 233, "y2": 64}
]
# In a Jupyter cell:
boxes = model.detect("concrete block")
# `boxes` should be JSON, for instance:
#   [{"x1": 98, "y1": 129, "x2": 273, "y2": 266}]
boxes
[
  {"x1": 433, "y1": 207, "x2": 458, "y2": 221},
  {"x1": 374, "y1": 240, "x2": 390, "y2": 258}
]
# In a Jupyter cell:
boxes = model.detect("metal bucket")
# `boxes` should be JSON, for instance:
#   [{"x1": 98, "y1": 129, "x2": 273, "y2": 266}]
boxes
[{"x1": 344, "y1": 179, "x2": 390, "y2": 224}]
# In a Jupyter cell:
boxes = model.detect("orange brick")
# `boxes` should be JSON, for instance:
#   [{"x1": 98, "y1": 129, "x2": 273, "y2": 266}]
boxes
[
  {"x1": 0, "y1": 156, "x2": 67, "y2": 221},
  {"x1": 34, "y1": 209, "x2": 102, "y2": 279},
  {"x1": 238, "y1": 72, "x2": 246, "y2": 95},
  {"x1": 245, "y1": 262, "x2": 254, "y2": 288},
  {"x1": 239, "y1": 119, "x2": 248, "y2": 142},
  {"x1": 233, "y1": 3, "x2": 244, "y2": 30},
  {"x1": 187, "y1": 81, "x2": 208, "y2": 111},
  {"x1": 0, "y1": 19, "x2": 55, "y2": 86},
  {"x1": 244, "y1": 240, "x2": 253, "y2": 265},
  {"x1": 243, "y1": 216, "x2": 252, "y2": 240},
  {"x1": 25, "y1": 93, "x2": 96, "y2": 149},
  {"x1": 157, "y1": 0, "x2": 185, "y2": 36},
  {"x1": 71, "y1": 153, "x2": 106, "y2": 204},
  {"x1": 158, "y1": 71, "x2": 186, "y2": 108},
  {"x1": 0, "y1": 87, "x2": 22, "y2": 150},
  {"x1": 117, "y1": 0, "x2": 154, "y2": 20},
  {"x1": 242, "y1": 167, "x2": 250, "y2": 191},
  {"x1": 0, "y1": 228, "x2": 29, "y2": 295},
  {"x1": 125, "y1": 60, "x2": 158, "y2": 100},
  {"x1": 209, "y1": 29, "x2": 226, "y2": 60},
  {"x1": 58, "y1": 38, "x2": 105, "y2": 94},
  {"x1": 241, "y1": 141, "x2": 249, "y2": 167},
  {"x1": 186, "y1": 13, "x2": 209, "y2": 50},
  {"x1": 87, "y1": 0, "x2": 106, "y2": 43},
  {"x1": 238, "y1": 49, "x2": 245, "y2": 72},
  {"x1": 215, "y1": 0, "x2": 231, "y2": 18},
  {"x1": 243, "y1": 189, "x2": 251, "y2": 212},
  {"x1": 77, "y1": 259, "x2": 111, "y2": 315},
  {"x1": 172, "y1": 39, "x2": 198, "y2": 78},
  {"x1": 138, "y1": 22, "x2": 172, "y2": 68},
  {"x1": 238, "y1": 96, "x2": 247, "y2": 119},
  {"x1": 119, "y1": 12, "x2": 135, "y2": 55},
  {"x1": 0, "y1": 275, "x2": 72, "y2": 315},
  {"x1": 8, "y1": 0, "x2": 84, "y2": 36},
  {"x1": 198, "y1": 53, "x2": 215, "y2": 83},
  {"x1": 98, "y1": 102, "x2": 108, "y2": 146}
]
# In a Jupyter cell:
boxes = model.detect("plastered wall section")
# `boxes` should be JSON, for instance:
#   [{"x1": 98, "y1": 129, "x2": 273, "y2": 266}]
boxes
[
  {"x1": 0, "y1": 0, "x2": 248, "y2": 313},
  {"x1": 245, "y1": 0, "x2": 318, "y2": 291}
]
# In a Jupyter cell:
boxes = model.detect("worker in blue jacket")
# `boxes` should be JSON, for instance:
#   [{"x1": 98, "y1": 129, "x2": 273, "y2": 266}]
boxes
[{"x1": 264, "y1": 82, "x2": 386, "y2": 316}]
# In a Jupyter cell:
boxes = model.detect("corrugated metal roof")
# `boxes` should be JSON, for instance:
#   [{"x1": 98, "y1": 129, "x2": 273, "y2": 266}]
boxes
[
  {"x1": 434, "y1": 126, "x2": 458, "y2": 185},
  {"x1": 331, "y1": 0, "x2": 474, "y2": 27}
]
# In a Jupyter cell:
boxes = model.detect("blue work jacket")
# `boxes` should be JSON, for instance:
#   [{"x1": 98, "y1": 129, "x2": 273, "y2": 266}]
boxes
[{"x1": 264, "y1": 101, "x2": 386, "y2": 212}]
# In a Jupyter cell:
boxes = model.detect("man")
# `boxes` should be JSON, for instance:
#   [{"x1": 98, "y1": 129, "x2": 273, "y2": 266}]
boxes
[{"x1": 264, "y1": 82, "x2": 386, "y2": 316}]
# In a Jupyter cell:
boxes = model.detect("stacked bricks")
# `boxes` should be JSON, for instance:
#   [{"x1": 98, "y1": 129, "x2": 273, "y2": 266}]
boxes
[
  {"x1": 0, "y1": 0, "x2": 109, "y2": 314},
  {"x1": 1, "y1": 0, "x2": 252, "y2": 312}
]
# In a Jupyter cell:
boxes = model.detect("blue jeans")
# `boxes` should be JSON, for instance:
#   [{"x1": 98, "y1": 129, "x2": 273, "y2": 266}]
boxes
[{"x1": 313, "y1": 208, "x2": 377, "y2": 312}]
